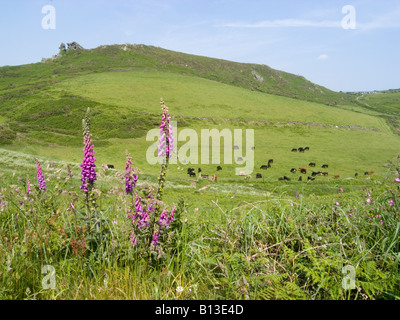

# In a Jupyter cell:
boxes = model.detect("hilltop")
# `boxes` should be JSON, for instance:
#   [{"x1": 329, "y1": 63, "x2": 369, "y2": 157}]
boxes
[{"x1": 0, "y1": 43, "x2": 355, "y2": 106}]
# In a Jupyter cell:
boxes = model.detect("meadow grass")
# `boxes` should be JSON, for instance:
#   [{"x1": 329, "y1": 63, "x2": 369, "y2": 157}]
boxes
[{"x1": 1, "y1": 142, "x2": 399, "y2": 300}]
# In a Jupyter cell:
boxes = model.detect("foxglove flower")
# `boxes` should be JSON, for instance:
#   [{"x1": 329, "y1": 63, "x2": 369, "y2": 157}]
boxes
[
  {"x1": 26, "y1": 178, "x2": 32, "y2": 195},
  {"x1": 158, "y1": 99, "x2": 174, "y2": 159},
  {"x1": 35, "y1": 159, "x2": 47, "y2": 191},
  {"x1": 151, "y1": 232, "x2": 160, "y2": 246},
  {"x1": 80, "y1": 135, "x2": 96, "y2": 193},
  {"x1": 125, "y1": 151, "x2": 137, "y2": 195}
]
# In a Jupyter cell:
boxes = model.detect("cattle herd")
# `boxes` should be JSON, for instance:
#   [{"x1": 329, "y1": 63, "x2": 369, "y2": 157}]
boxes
[{"x1": 183, "y1": 145, "x2": 374, "y2": 183}]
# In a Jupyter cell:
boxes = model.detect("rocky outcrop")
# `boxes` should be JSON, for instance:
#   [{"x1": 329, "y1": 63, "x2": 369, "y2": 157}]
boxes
[
  {"x1": 251, "y1": 71, "x2": 264, "y2": 82},
  {"x1": 67, "y1": 41, "x2": 84, "y2": 51}
]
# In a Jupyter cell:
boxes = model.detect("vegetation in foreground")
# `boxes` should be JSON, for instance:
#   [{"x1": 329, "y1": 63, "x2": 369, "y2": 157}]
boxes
[{"x1": 1, "y1": 105, "x2": 399, "y2": 300}]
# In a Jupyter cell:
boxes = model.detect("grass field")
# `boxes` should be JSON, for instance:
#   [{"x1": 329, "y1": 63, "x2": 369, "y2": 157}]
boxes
[{"x1": 0, "y1": 44, "x2": 399, "y2": 300}]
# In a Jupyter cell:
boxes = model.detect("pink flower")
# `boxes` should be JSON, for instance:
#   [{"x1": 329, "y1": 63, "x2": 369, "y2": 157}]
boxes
[
  {"x1": 366, "y1": 198, "x2": 371, "y2": 203},
  {"x1": 35, "y1": 158, "x2": 47, "y2": 191},
  {"x1": 335, "y1": 202, "x2": 340, "y2": 206},
  {"x1": 394, "y1": 178, "x2": 400, "y2": 182},
  {"x1": 339, "y1": 188, "x2": 344, "y2": 193},
  {"x1": 388, "y1": 200, "x2": 394, "y2": 206}
]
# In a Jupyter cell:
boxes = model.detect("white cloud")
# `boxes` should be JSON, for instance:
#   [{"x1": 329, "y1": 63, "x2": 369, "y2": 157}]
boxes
[
  {"x1": 317, "y1": 54, "x2": 329, "y2": 60},
  {"x1": 219, "y1": 19, "x2": 341, "y2": 28}
]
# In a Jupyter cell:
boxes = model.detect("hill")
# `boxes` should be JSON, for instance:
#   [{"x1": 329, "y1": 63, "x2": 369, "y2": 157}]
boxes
[
  {"x1": 0, "y1": 43, "x2": 399, "y2": 189},
  {"x1": 0, "y1": 43, "x2": 354, "y2": 106}
]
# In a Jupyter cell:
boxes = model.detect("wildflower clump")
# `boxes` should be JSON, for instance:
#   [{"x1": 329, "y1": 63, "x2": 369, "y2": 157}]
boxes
[
  {"x1": 125, "y1": 150, "x2": 137, "y2": 195},
  {"x1": 80, "y1": 115, "x2": 96, "y2": 193},
  {"x1": 35, "y1": 158, "x2": 47, "y2": 192}
]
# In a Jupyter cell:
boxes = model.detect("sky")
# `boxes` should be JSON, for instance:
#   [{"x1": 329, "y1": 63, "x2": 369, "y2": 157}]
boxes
[{"x1": 0, "y1": 0, "x2": 399, "y2": 92}]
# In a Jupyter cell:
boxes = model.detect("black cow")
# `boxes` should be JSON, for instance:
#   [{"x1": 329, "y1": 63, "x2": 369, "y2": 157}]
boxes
[
  {"x1": 312, "y1": 171, "x2": 318, "y2": 177},
  {"x1": 260, "y1": 165, "x2": 269, "y2": 169},
  {"x1": 322, "y1": 164, "x2": 328, "y2": 168},
  {"x1": 290, "y1": 168, "x2": 297, "y2": 173},
  {"x1": 217, "y1": 166, "x2": 222, "y2": 171},
  {"x1": 187, "y1": 167, "x2": 195, "y2": 174},
  {"x1": 291, "y1": 148, "x2": 298, "y2": 152},
  {"x1": 107, "y1": 164, "x2": 115, "y2": 169},
  {"x1": 188, "y1": 171, "x2": 196, "y2": 177},
  {"x1": 298, "y1": 176, "x2": 302, "y2": 181},
  {"x1": 304, "y1": 147, "x2": 310, "y2": 151},
  {"x1": 283, "y1": 176, "x2": 291, "y2": 181},
  {"x1": 256, "y1": 173, "x2": 262, "y2": 178},
  {"x1": 278, "y1": 177, "x2": 284, "y2": 181},
  {"x1": 198, "y1": 168, "x2": 202, "y2": 173},
  {"x1": 308, "y1": 176, "x2": 315, "y2": 181},
  {"x1": 355, "y1": 173, "x2": 358, "y2": 177},
  {"x1": 300, "y1": 168, "x2": 307, "y2": 174},
  {"x1": 309, "y1": 162, "x2": 316, "y2": 167},
  {"x1": 298, "y1": 147, "x2": 305, "y2": 153},
  {"x1": 364, "y1": 171, "x2": 369, "y2": 175},
  {"x1": 268, "y1": 159, "x2": 274, "y2": 165}
]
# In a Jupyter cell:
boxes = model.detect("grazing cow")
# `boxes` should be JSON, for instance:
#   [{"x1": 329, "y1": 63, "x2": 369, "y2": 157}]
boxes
[
  {"x1": 256, "y1": 173, "x2": 262, "y2": 178},
  {"x1": 187, "y1": 167, "x2": 195, "y2": 173},
  {"x1": 217, "y1": 166, "x2": 222, "y2": 171},
  {"x1": 291, "y1": 148, "x2": 298, "y2": 152},
  {"x1": 322, "y1": 164, "x2": 329, "y2": 168},
  {"x1": 260, "y1": 165, "x2": 269, "y2": 169},
  {"x1": 107, "y1": 164, "x2": 115, "y2": 169},
  {"x1": 298, "y1": 147, "x2": 305, "y2": 153},
  {"x1": 333, "y1": 174, "x2": 340, "y2": 179},
  {"x1": 307, "y1": 176, "x2": 315, "y2": 181},
  {"x1": 278, "y1": 177, "x2": 284, "y2": 181},
  {"x1": 299, "y1": 167, "x2": 307, "y2": 174},
  {"x1": 364, "y1": 171, "x2": 369, "y2": 175},
  {"x1": 304, "y1": 147, "x2": 310, "y2": 151},
  {"x1": 368, "y1": 171, "x2": 375, "y2": 174},
  {"x1": 322, "y1": 172, "x2": 329, "y2": 176},
  {"x1": 309, "y1": 162, "x2": 316, "y2": 167},
  {"x1": 312, "y1": 171, "x2": 318, "y2": 177},
  {"x1": 212, "y1": 174, "x2": 218, "y2": 182},
  {"x1": 298, "y1": 176, "x2": 302, "y2": 181},
  {"x1": 198, "y1": 168, "x2": 202, "y2": 173},
  {"x1": 283, "y1": 176, "x2": 291, "y2": 181},
  {"x1": 188, "y1": 171, "x2": 196, "y2": 177},
  {"x1": 290, "y1": 168, "x2": 297, "y2": 173},
  {"x1": 355, "y1": 173, "x2": 358, "y2": 177}
]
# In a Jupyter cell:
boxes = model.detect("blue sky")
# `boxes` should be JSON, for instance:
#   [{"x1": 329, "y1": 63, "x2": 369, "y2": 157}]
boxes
[{"x1": 1, "y1": 0, "x2": 399, "y2": 92}]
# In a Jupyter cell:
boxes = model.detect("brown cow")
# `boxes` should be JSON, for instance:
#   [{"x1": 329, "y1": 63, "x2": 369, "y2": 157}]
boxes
[{"x1": 333, "y1": 174, "x2": 340, "y2": 179}]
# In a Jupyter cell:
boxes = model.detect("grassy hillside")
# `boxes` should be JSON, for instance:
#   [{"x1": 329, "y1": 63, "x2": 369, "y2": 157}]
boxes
[
  {"x1": 0, "y1": 44, "x2": 354, "y2": 105},
  {"x1": 0, "y1": 43, "x2": 399, "y2": 186},
  {"x1": 356, "y1": 90, "x2": 400, "y2": 135}
]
